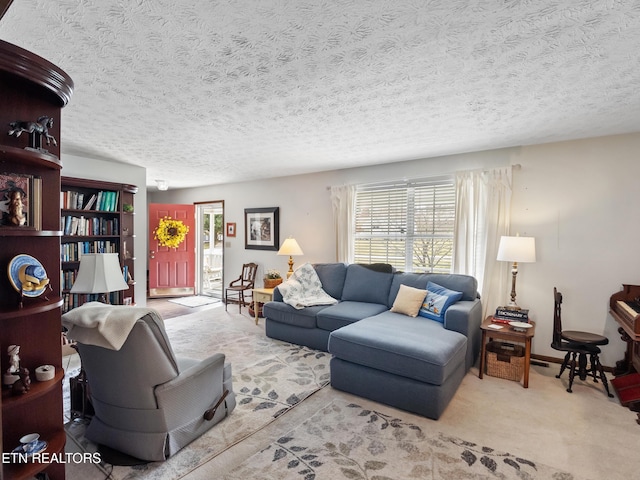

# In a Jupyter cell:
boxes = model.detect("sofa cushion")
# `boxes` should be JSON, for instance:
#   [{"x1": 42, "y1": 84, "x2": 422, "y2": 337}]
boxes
[
  {"x1": 418, "y1": 281, "x2": 463, "y2": 323},
  {"x1": 317, "y1": 301, "x2": 389, "y2": 332},
  {"x1": 341, "y1": 264, "x2": 394, "y2": 305},
  {"x1": 313, "y1": 263, "x2": 347, "y2": 300},
  {"x1": 263, "y1": 301, "x2": 329, "y2": 329},
  {"x1": 390, "y1": 284, "x2": 427, "y2": 317},
  {"x1": 328, "y1": 312, "x2": 467, "y2": 385},
  {"x1": 388, "y1": 273, "x2": 478, "y2": 306}
]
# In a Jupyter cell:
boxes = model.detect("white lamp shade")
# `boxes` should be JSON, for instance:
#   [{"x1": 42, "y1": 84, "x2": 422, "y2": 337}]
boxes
[
  {"x1": 71, "y1": 253, "x2": 129, "y2": 294},
  {"x1": 277, "y1": 238, "x2": 304, "y2": 256},
  {"x1": 497, "y1": 236, "x2": 536, "y2": 263}
]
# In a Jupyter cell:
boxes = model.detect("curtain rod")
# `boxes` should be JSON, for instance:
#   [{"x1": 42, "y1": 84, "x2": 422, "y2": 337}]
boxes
[{"x1": 326, "y1": 164, "x2": 521, "y2": 190}]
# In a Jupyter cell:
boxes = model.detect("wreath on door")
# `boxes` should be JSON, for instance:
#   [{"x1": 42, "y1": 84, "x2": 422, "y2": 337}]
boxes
[{"x1": 154, "y1": 217, "x2": 189, "y2": 248}]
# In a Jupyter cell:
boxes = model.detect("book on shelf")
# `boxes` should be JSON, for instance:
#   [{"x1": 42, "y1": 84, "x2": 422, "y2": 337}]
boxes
[
  {"x1": 492, "y1": 307, "x2": 530, "y2": 323},
  {"x1": 83, "y1": 193, "x2": 97, "y2": 210}
]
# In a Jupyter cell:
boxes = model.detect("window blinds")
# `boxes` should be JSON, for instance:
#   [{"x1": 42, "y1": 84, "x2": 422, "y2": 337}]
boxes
[{"x1": 354, "y1": 177, "x2": 455, "y2": 273}]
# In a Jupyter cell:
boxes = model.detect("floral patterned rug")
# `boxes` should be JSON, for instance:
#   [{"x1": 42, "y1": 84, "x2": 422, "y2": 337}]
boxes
[
  {"x1": 224, "y1": 400, "x2": 581, "y2": 480},
  {"x1": 65, "y1": 307, "x2": 331, "y2": 480}
]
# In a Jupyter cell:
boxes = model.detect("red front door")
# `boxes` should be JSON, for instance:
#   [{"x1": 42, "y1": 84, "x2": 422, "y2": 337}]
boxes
[{"x1": 148, "y1": 203, "x2": 195, "y2": 297}]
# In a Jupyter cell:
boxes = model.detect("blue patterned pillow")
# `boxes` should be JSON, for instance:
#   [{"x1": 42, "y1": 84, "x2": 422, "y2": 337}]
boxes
[{"x1": 419, "y1": 281, "x2": 463, "y2": 322}]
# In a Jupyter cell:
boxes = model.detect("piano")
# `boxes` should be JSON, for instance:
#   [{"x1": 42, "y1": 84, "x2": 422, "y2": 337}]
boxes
[{"x1": 610, "y1": 284, "x2": 640, "y2": 375}]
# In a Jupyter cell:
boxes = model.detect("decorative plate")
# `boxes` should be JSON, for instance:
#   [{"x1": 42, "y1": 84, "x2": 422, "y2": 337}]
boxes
[
  {"x1": 7, "y1": 254, "x2": 49, "y2": 297},
  {"x1": 509, "y1": 321, "x2": 533, "y2": 332}
]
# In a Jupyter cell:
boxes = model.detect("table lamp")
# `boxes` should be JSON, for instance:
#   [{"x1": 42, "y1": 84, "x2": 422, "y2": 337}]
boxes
[
  {"x1": 278, "y1": 237, "x2": 304, "y2": 278},
  {"x1": 71, "y1": 253, "x2": 129, "y2": 304},
  {"x1": 497, "y1": 235, "x2": 536, "y2": 310}
]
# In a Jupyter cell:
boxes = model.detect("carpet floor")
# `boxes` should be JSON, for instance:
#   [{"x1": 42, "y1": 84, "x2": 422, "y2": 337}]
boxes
[{"x1": 64, "y1": 304, "x2": 639, "y2": 479}]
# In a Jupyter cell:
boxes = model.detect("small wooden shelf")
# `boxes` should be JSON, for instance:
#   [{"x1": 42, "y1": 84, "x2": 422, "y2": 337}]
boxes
[
  {"x1": 0, "y1": 298, "x2": 63, "y2": 321},
  {"x1": 0, "y1": 229, "x2": 63, "y2": 238},
  {"x1": 2, "y1": 371, "x2": 64, "y2": 409},
  {"x1": 0, "y1": 145, "x2": 62, "y2": 169},
  {"x1": 2, "y1": 428, "x2": 66, "y2": 480}
]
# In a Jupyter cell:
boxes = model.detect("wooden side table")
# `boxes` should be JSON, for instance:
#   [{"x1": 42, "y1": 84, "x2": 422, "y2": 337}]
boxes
[
  {"x1": 252, "y1": 288, "x2": 274, "y2": 325},
  {"x1": 479, "y1": 316, "x2": 536, "y2": 388}
]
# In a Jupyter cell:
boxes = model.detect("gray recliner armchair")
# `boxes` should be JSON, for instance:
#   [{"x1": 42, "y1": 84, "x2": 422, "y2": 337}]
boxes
[{"x1": 62, "y1": 303, "x2": 235, "y2": 462}]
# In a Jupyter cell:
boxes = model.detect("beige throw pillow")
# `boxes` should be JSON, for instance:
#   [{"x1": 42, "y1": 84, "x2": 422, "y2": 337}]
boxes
[{"x1": 390, "y1": 284, "x2": 428, "y2": 317}]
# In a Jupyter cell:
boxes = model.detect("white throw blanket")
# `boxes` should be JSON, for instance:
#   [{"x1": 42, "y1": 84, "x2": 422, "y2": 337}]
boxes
[
  {"x1": 62, "y1": 301, "x2": 159, "y2": 350},
  {"x1": 279, "y1": 263, "x2": 338, "y2": 310}
]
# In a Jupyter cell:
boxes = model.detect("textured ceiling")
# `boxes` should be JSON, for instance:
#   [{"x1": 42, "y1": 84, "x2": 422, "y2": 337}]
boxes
[{"x1": 1, "y1": 1, "x2": 639, "y2": 190}]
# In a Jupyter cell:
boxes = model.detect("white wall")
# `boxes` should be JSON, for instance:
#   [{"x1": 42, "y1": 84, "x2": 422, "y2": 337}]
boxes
[
  {"x1": 154, "y1": 132, "x2": 640, "y2": 367},
  {"x1": 509, "y1": 133, "x2": 640, "y2": 366},
  {"x1": 61, "y1": 154, "x2": 147, "y2": 306}
]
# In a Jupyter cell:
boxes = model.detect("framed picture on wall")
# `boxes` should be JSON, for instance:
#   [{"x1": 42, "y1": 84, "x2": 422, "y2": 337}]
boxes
[
  {"x1": 226, "y1": 222, "x2": 236, "y2": 237},
  {"x1": 245, "y1": 207, "x2": 279, "y2": 250},
  {"x1": 0, "y1": 172, "x2": 39, "y2": 230}
]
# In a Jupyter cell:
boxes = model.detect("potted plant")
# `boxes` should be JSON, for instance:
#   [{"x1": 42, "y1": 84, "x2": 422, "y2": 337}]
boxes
[{"x1": 264, "y1": 269, "x2": 283, "y2": 289}]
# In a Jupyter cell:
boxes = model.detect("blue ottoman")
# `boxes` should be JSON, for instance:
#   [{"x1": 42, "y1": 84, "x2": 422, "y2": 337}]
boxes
[{"x1": 328, "y1": 312, "x2": 468, "y2": 419}]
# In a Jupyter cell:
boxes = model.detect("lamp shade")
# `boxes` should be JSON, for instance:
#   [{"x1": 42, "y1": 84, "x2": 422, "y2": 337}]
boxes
[
  {"x1": 71, "y1": 253, "x2": 129, "y2": 294},
  {"x1": 277, "y1": 238, "x2": 304, "y2": 256},
  {"x1": 497, "y1": 236, "x2": 536, "y2": 263}
]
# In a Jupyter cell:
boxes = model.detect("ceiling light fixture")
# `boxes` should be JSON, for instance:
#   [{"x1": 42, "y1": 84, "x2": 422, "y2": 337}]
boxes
[{"x1": 156, "y1": 180, "x2": 169, "y2": 191}]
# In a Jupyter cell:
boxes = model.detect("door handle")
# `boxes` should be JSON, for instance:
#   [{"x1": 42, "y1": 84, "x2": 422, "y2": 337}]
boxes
[{"x1": 149, "y1": 250, "x2": 155, "y2": 259}]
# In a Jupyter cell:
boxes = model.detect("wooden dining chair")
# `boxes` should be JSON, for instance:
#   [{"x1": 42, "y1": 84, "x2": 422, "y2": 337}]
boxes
[{"x1": 225, "y1": 262, "x2": 258, "y2": 313}]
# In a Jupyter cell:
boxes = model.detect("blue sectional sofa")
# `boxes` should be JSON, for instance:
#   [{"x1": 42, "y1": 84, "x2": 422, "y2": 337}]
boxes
[{"x1": 264, "y1": 263, "x2": 482, "y2": 419}]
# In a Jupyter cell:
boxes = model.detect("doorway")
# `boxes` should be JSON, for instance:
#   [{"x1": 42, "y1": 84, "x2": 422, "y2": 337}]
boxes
[
  {"x1": 148, "y1": 203, "x2": 196, "y2": 297},
  {"x1": 196, "y1": 201, "x2": 224, "y2": 298}
]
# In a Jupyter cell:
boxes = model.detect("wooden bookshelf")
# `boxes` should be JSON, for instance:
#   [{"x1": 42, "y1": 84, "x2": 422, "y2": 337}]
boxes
[
  {"x1": 60, "y1": 177, "x2": 137, "y2": 311},
  {"x1": 0, "y1": 39, "x2": 73, "y2": 480}
]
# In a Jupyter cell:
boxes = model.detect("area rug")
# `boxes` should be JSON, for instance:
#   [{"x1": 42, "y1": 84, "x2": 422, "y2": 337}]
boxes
[
  {"x1": 168, "y1": 295, "x2": 220, "y2": 307},
  {"x1": 223, "y1": 399, "x2": 581, "y2": 480},
  {"x1": 64, "y1": 308, "x2": 331, "y2": 480}
]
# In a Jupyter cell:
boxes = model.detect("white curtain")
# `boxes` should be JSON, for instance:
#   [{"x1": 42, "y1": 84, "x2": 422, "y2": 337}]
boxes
[
  {"x1": 330, "y1": 185, "x2": 355, "y2": 263},
  {"x1": 454, "y1": 167, "x2": 513, "y2": 319}
]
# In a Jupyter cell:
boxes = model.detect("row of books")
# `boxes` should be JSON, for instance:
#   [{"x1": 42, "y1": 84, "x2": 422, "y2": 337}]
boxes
[
  {"x1": 62, "y1": 292, "x2": 121, "y2": 313},
  {"x1": 61, "y1": 190, "x2": 119, "y2": 212},
  {"x1": 491, "y1": 307, "x2": 530, "y2": 324},
  {"x1": 61, "y1": 240, "x2": 118, "y2": 262},
  {"x1": 61, "y1": 269, "x2": 77, "y2": 291},
  {"x1": 62, "y1": 215, "x2": 119, "y2": 236}
]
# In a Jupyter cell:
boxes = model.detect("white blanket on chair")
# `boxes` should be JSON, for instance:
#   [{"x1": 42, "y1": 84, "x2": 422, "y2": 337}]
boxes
[
  {"x1": 279, "y1": 263, "x2": 338, "y2": 310},
  {"x1": 62, "y1": 302, "x2": 158, "y2": 350}
]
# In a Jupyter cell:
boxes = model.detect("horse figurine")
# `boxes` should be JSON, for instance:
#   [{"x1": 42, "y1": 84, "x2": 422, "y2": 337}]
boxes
[{"x1": 7, "y1": 115, "x2": 57, "y2": 147}]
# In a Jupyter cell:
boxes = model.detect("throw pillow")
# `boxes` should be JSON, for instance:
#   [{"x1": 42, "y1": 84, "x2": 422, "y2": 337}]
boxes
[
  {"x1": 419, "y1": 281, "x2": 463, "y2": 322},
  {"x1": 390, "y1": 284, "x2": 427, "y2": 317}
]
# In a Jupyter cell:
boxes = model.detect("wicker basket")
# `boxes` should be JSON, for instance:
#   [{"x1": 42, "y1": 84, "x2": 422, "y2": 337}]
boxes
[
  {"x1": 263, "y1": 277, "x2": 283, "y2": 289},
  {"x1": 485, "y1": 341, "x2": 524, "y2": 381}
]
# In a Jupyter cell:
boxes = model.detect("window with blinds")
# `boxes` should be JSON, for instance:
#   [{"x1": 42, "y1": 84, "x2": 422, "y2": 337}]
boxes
[{"x1": 353, "y1": 177, "x2": 455, "y2": 273}]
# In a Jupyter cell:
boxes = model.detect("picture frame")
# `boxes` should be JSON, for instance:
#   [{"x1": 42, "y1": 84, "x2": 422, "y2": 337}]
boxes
[
  {"x1": 245, "y1": 207, "x2": 279, "y2": 250},
  {"x1": 0, "y1": 172, "x2": 39, "y2": 230},
  {"x1": 226, "y1": 222, "x2": 236, "y2": 237}
]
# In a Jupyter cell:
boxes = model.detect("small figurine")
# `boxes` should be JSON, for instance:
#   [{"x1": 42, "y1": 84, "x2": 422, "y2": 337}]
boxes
[
  {"x1": 7, "y1": 189, "x2": 26, "y2": 226},
  {"x1": 4, "y1": 345, "x2": 21, "y2": 386},
  {"x1": 7, "y1": 115, "x2": 57, "y2": 149},
  {"x1": 1, "y1": 180, "x2": 28, "y2": 227},
  {"x1": 8, "y1": 344, "x2": 20, "y2": 372},
  {"x1": 11, "y1": 367, "x2": 31, "y2": 395}
]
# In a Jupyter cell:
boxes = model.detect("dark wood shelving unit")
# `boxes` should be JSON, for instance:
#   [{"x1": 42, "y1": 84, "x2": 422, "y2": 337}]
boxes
[
  {"x1": 0, "y1": 39, "x2": 73, "y2": 480},
  {"x1": 61, "y1": 177, "x2": 137, "y2": 311}
]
